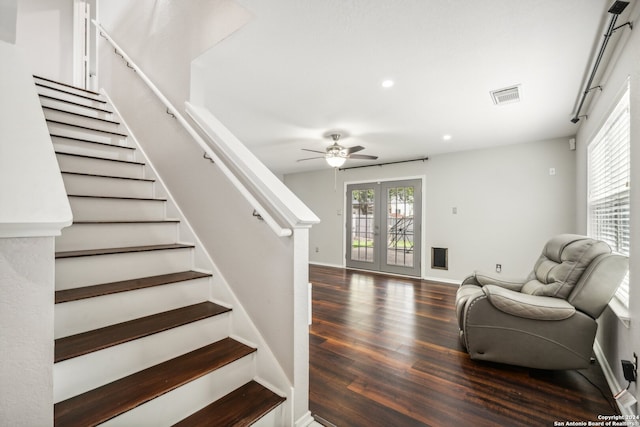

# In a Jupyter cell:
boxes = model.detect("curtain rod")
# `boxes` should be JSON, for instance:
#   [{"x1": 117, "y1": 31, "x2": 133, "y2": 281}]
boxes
[
  {"x1": 571, "y1": 1, "x2": 632, "y2": 124},
  {"x1": 339, "y1": 157, "x2": 429, "y2": 171}
]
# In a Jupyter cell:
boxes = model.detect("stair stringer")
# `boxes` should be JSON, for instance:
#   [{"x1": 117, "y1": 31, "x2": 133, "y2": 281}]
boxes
[{"x1": 102, "y1": 91, "x2": 295, "y2": 425}]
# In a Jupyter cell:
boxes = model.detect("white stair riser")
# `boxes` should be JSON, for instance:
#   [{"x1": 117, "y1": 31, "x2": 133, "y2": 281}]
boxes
[
  {"x1": 53, "y1": 315, "x2": 233, "y2": 403},
  {"x1": 44, "y1": 109, "x2": 123, "y2": 134},
  {"x1": 56, "y1": 222, "x2": 178, "y2": 252},
  {"x1": 252, "y1": 404, "x2": 284, "y2": 427},
  {"x1": 57, "y1": 154, "x2": 144, "y2": 179},
  {"x1": 55, "y1": 277, "x2": 210, "y2": 338},
  {"x1": 36, "y1": 84, "x2": 106, "y2": 106},
  {"x1": 52, "y1": 136, "x2": 135, "y2": 162},
  {"x1": 56, "y1": 247, "x2": 193, "y2": 289},
  {"x1": 61, "y1": 174, "x2": 154, "y2": 199},
  {"x1": 40, "y1": 96, "x2": 114, "y2": 120},
  {"x1": 68, "y1": 197, "x2": 166, "y2": 221},
  {"x1": 101, "y1": 355, "x2": 256, "y2": 427},
  {"x1": 47, "y1": 122, "x2": 127, "y2": 145}
]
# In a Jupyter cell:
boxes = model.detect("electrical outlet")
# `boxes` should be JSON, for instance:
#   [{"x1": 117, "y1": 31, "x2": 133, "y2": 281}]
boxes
[
  {"x1": 496, "y1": 264, "x2": 502, "y2": 273},
  {"x1": 315, "y1": 247, "x2": 320, "y2": 253},
  {"x1": 621, "y1": 360, "x2": 637, "y2": 382}
]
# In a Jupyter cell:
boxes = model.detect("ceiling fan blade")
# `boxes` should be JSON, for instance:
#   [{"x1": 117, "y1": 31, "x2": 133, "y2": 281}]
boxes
[
  {"x1": 348, "y1": 154, "x2": 378, "y2": 160},
  {"x1": 301, "y1": 148, "x2": 326, "y2": 154},
  {"x1": 296, "y1": 156, "x2": 324, "y2": 162},
  {"x1": 344, "y1": 145, "x2": 365, "y2": 155}
]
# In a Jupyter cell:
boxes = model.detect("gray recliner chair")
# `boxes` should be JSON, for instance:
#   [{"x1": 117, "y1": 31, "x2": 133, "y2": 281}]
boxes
[{"x1": 456, "y1": 234, "x2": 628, "y2": 370}]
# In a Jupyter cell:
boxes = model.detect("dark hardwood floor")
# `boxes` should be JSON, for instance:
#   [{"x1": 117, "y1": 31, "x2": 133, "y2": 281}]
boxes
[{"x1": 309, "y1": 265, "x2": 619, "y2": 427}]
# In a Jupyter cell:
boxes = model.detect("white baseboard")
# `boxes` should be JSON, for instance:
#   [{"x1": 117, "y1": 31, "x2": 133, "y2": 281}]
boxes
[
  {"x1": 423, "y1": 275, "x2": 461, "y2": 286},
  {"x1": 295, "y1": 410, "x2": 318, "y2": 427},
  {"x1": 309, "y1": 261, "x2": 343, "y2": 269},
  {"x1": 310, "y1": 262, "x2": 462, "y2": 287},
  {"x1": 593, "y1": 340, "x2": 637, "y2": 416}
]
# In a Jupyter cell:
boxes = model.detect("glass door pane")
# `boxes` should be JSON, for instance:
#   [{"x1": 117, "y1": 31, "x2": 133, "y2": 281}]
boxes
[
  {"x1": 386, "y1": 185, "x2": 415, "y2": 268},
  {"x1": 346, "y1": 184, "x2": 379, "y2": 271},
  {"x1": 381, "y1": 179, "x2": 421, "y2": 276}
]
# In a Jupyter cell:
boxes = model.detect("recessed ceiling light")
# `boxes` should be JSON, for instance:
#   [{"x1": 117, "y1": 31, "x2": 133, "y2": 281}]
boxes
[
  {"x1": 381, "y1": 79, "x2": 395, "y2": 88},
  {"x1": 443, "y1": 134, "x2": 452, "y2": 141}
]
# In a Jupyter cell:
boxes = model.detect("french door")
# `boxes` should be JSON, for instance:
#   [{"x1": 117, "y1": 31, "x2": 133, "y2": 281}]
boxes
[{"x1": 346, "y1": 179, "x2": 422, "y2": 277}]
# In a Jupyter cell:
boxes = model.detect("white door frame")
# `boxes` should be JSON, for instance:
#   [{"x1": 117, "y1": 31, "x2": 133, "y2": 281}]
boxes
[
  {"x1": 72, "y1": 0, "x2": 97, "y2": 90},
  {"x1": 343, "y1": 175, "x2": 425, "y2": 277}
]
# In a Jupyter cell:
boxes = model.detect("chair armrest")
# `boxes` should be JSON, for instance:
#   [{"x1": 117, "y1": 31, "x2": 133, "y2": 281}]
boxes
[
  {"x1": 474, "y1": 271, "x2": 525, "y2": 292},
  {"x1": 483, "y1": 285, "x2": 576, "y2": 320}
]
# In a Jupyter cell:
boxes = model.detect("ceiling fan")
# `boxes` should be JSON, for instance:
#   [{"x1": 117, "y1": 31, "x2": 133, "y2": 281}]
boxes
[{"x1": 298, "y1": 133, "x2": 378, "y2": 168}]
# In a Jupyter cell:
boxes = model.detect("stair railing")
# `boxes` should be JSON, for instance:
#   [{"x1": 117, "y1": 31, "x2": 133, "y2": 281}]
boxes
[{"x1": 93, "y1": 21, "x2": 319, "y2": 237}]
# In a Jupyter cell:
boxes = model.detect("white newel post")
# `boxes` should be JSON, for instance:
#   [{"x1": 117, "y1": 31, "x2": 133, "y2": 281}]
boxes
[{"x1": 292, "y1": 228, "x2": 314, "y2": 427}]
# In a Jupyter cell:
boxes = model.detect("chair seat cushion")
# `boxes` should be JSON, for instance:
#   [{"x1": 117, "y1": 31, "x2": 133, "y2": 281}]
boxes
[{"x1": 484, "y1": 285, "x2": 576, "y2": 320}]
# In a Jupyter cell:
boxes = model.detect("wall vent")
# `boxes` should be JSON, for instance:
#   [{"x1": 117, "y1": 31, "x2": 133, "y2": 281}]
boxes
[{"x1": 490, "y1": 85, "x2": 521, "y2": 105}]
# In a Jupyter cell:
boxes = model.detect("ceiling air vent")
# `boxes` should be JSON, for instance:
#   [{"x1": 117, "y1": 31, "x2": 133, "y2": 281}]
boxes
[{"x1": 490, "y1": 85, "x2": 521, "y2": 105}]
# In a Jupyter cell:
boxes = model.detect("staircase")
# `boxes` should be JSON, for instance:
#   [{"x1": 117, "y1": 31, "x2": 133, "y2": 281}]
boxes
[{"x1": 36, "y1": 75, "x2": 286, "y2": 426}]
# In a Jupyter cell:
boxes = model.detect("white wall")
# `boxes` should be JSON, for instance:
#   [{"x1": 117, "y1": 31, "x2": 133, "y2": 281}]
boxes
[
  {"x1": 15, "y1": 0, "x2": 74, "y2": 83},
  {"x1": 98, "y1": 0, "x2": 251, "y2": 112},
  {"x1": 0, "y1": 40, "x2": 72, "y2": 238},
  {"x1": 285, "y1": 137, "x2": 577, "y2": 282},
  {"x1": 0, "y1": 237, "x2": 55, "y2": 427},
  {"x1": 0, "y1": 35, "x2": 71, "y2": 427},
  {"x1": 574, "y1": 0, "x2": 640, "y2": 411},
  {"x1": 97, "y1": 34, "x2": 301, "y2": 382},
  {"x1": 96, "y1": 0, "x2": 304, "y2": 381}
]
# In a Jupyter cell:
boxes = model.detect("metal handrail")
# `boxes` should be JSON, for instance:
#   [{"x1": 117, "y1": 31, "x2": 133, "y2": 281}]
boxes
[{"x1": 93, "y1": 21, "x2": 292, "y2": 237}]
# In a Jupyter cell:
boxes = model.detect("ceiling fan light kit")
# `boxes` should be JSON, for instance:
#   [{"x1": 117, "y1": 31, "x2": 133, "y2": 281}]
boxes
[
  {"x1": 325, "y1": 152, "x2": 347, "y2": 168},
  {"x1": 298, "y1": 133, "x2": 378, "y2": 168}
]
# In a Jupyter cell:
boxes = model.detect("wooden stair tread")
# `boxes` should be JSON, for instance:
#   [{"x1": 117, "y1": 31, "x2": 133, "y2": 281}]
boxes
[
  {"x1": 39, "y1": 94, "x2": 114, "y2": 113},
  {"x1": 54, "y1": 338, "x2": 255, "y2": 426},
  {"x1": 56, "y1": 243, "x2": 193, "y2": 259},
  {"x1": 55, "y1": 301, "x2": 231, "y2": 362},
  {"x1": 174, "y1": 380, "x2": 285, "y2": 427},
  {"x1": 51, "y1": 134, "x2": 133, "y2": 149},
  {"x1": 56, "y1": 151, "x2": 144, "y2": 165},
  {"x1": 61, "y1": 171, "x2": 155, "y2": 182},
  {"x1": 55, "y1": 271, "x2": 212, "y2": 304},
  {"x1": 46, "y1": 119, "x2": 128, "y2": 137},
  {"x1": 42, "y1": 105, "x2": 121, "y2": 124},
  {"x1": 43, "y1": 76, "x2": 271, "y2": 426},
  {"x1": 34, "y1": 74, "x2": 102, "y2": 96}
]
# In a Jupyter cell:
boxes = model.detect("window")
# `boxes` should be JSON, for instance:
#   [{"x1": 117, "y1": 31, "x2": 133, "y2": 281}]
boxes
[{"x1": 587, "y1": 82, "x2": 630, "y2": 307}]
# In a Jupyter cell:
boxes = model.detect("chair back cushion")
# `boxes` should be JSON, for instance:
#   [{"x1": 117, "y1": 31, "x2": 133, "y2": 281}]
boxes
[
  {"x1": 521, "y1": 234, "x2": 611, "y2": 299},
  {"x1": 568, "y1": 253, "x2": 628, "y2": 318}
]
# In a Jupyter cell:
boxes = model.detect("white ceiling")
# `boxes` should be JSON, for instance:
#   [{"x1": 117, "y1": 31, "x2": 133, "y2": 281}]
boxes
[{"x1": 193, "y1": 0, "x2": 615, "y2": 176}]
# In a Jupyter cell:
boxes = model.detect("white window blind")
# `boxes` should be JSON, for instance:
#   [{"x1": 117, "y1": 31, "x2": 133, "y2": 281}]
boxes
[{"x1": 587, "y1": 84, "x2": 630, "y2": 306}]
